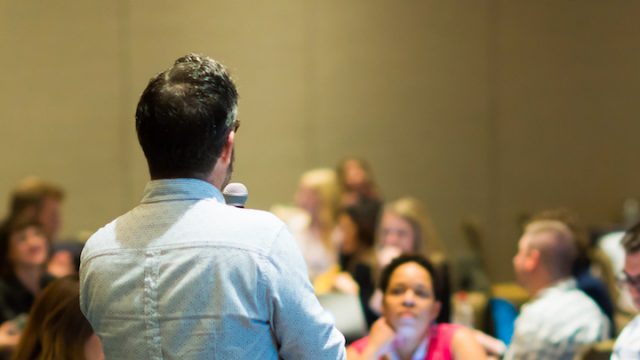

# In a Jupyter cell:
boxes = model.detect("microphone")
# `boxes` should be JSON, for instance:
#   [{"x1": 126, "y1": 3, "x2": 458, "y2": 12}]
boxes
[{"x1": 223, "y1": 182, "x2": 248, "y2": 208}]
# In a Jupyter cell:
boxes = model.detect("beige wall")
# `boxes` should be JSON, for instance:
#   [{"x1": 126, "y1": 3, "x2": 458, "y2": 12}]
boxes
[
  {"x1": 490, "y1": 1, "x2": 640, "y2": 279},
  {"x1": 1, "y1": 1, "x2": 638, "y2": 282}
]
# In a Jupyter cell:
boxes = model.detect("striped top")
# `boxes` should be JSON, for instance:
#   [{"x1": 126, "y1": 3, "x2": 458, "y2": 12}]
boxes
[{"x1": 504, "y1": 278, "x2": 609, "y2": 360}]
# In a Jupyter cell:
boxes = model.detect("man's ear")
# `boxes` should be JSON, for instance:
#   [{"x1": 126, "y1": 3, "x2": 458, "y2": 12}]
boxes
[{"x1": 219, "y1": 130, "x2": 235, "y2": 166}]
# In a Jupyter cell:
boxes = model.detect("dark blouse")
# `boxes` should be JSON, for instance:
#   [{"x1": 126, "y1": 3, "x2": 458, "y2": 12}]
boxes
[
  {"x1": 340, "y1": 253, "x2": 378, "y2": 327},
  {"x1": 0, "y1": 273, "x2": 54, "y2": 324}
]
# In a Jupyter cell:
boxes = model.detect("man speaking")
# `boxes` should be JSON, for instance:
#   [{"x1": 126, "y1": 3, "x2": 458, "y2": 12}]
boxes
[{"x1": 79, "y1": 54, "x2": 345, "y2": 359}]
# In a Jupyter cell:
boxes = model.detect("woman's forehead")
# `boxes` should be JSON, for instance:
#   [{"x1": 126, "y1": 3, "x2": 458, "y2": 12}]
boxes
[{"x1": 389, "y1": 262, "x2": 432, "y2": 286}]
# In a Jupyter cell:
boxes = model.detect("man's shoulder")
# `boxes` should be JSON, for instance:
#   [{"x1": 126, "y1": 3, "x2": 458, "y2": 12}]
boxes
[
  {"x1": 521, "y1": 286, "x2": 600, "y2": 324},
  {"x1": 81, "y1": 203, "x2": 289, "y2": 261}
]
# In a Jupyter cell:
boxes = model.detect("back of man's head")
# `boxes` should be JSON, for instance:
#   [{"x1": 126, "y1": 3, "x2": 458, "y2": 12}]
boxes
[
  {"x1": 524, "y1": 220, "x2": 577, "y2": 280},
  {"x1": 135, "y1": 54, "x2": 238, "y2": 179}
]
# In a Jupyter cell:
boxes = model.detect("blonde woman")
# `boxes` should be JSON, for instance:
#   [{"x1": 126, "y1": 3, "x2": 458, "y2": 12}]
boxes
[{"x1": 274, "y1": 169, "x2": 341, "y2": 281}]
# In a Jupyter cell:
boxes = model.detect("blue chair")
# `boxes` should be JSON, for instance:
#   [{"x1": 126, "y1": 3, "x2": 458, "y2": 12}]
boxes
[{"x1": 488, "y1": 297, "x2": 518, "y2": 345}]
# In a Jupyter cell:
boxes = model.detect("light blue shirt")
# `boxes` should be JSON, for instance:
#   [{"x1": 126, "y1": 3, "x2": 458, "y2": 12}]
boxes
[
  {"x1": 80, "y1": 179, "x2": 346, "y2": 360},
  {"x1": 504, "y1": 278, "x2": 609, "y2": 360}
]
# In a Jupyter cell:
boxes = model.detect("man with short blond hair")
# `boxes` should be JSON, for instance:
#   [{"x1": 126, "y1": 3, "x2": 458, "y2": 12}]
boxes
[{"x1": 505, "y1": 219, "x2": 609, "y2": 360}]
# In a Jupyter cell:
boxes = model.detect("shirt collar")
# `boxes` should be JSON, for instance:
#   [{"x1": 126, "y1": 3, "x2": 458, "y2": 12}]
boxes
[
  {"x1": 535, "y1": 277, "x2": 577, "y2": 299},
  {"x1": 140, "y1": 179, "x2": 226, "y2": 204}
]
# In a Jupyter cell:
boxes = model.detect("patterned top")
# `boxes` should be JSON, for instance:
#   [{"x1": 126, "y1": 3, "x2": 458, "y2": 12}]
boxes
[
  {"x1": 504, "y1": 278, "x2": 609, "y2": 360},
  {"x1": 80, "y1": 179, "x2": 345, "y2": 360}
]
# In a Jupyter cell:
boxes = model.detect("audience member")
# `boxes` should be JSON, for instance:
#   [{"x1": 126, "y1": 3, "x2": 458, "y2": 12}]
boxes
[
  {"x1": 284, "y1": 168, "x2": 341, "y2": 280},
  {"x1": 375, "y1": 197, "x2": 451, "y2": 322},
  {"x1": 0, "y1": 218, "x2": 53, "y2": 324},
  {"x1": 13, "y1": 275, "x2": 104, "y2": 360},
  {"x1": 5, "y1": 177, "x2": 77, "y2": 278},
  {"x1": 335, "y1": 201, "x2": 381, "y2": 326},
  {"x1": 505, "y1": 219, "x2": 609, "y2": 359},
  {"x1": 348, "y1": 254, "x2": 486, "y2": 360},
  {"x1": 336, "y1": 157, "x2": 381, "y2": 208},
  {"x1": 528, "y1": 208, "x2": 615, "y2": 334},
  {"x1": 7, "y1": 178, "x2": 64, "y2": 242},
  {"x1": 612, "y1": 222, "x2": 640, "y2": 359}
]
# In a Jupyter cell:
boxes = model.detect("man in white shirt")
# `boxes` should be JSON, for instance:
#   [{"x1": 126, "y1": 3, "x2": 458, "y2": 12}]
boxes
[
  {"x1": 612, "y1": 222, "x2": 640, "y2": 359},
  {"x1": 504, "y1": 219, "x2": 609, "y2": 360},
  {"x1": 79, "y1": 54, "x2": 345, "y2": 359}
]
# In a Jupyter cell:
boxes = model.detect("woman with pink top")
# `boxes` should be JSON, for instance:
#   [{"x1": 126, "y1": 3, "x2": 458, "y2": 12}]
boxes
[{"x1": 348, "y1": 254, "x2": 485, "y2": 360}]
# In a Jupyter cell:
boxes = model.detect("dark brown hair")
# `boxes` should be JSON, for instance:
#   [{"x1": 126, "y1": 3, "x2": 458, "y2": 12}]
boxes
[
  {"x1": 136, "y1": 53, "x2": 238, "y2": 179},
  {"x1": 13, "y1": 276, "x2": 94, "y2": 360},
  {"x1": 0, "y1": 218, "x2": 45, "y2": 279},
  {"x1": 9, "y1": 178, "x2": 64, "y2": 219}
]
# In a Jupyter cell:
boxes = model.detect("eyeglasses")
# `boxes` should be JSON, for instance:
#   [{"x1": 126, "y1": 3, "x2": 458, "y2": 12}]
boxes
[
  {"x1": 233, "y1": 119, "x2": 240, "y2": 133},
  {"x1": 618, "y1": 271, "x2": 640, "y2": 292}
]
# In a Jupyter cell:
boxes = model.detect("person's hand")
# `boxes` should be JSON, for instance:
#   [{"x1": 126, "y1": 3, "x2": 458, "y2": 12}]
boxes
[
  {"x1": 365, "y1": 318, "x2": 396, "y2": 357},
  {"x1": 0, "y1": 320, "x2": 21, "y2": 349}
]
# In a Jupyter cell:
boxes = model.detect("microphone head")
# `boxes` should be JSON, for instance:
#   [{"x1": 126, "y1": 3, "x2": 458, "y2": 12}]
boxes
[{"x1": 223, "y1": 182, "x2": 248, "y2": 207}]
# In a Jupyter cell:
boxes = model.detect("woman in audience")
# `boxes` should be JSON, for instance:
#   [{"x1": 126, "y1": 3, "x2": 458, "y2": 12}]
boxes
[
  {"x1": 13, "y1": 275, "x2": 104, "y2": 360},
  {"x1": 334, "y1": 201, "x2": 381, "y2": 326},
  {"x1": 0, "y1": 218, "x2": 53, "y2": 324},
  {"x1": 347, "y1": 254, "x2": 486, "y2": 360},
  {"x1": 336, "y1": 157, "x2": 381, "y2": 208},
  {"x1": 284, "y1": 168, "x2": 341, "y2": 280},
  {"x1": 376, "y1": 197, "x2": 452, "y2": 322}
]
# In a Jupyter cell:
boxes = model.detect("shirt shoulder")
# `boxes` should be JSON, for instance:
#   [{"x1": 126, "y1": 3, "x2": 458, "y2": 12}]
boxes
[{"x1": 81, "y1": 201, "x2": 289, "y2": 262}]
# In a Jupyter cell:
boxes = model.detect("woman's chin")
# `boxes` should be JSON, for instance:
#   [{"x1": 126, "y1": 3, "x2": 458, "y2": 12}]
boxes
[{"x1": 393, "y1": 319, "x2": 419, "y2": 338}]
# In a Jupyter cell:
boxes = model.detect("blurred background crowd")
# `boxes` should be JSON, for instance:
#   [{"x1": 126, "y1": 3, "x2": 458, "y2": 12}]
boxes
[
  {"x1": 0, "y1": 158, "x2": 636, "y2": 358},
  {"x1": 2, "y1": 2, "x2": 640, "y2": 359}
]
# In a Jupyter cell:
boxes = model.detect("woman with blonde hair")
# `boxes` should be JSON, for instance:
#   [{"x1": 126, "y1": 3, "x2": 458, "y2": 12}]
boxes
[
  {"x1": 376, "y1": 197, "x2": 451, "y2": 322},
  {"x1": 274, "y1": 168, "x2": 341, "y2": 281}
]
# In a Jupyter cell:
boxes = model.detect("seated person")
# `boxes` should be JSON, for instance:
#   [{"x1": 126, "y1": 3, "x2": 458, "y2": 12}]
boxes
[
  {"x1": 273, "y1": 168, "x2": 341, "y2": 281},
  {"x1": 505, "y1": 219, "x2": 610, "y2": 359},
  {"x1": 528, "y1": 209, "x2": 615, "y2": 334},
  {"x1": 375, "y1": 198, "x2": 451, "y2": 322},
  {"x1": 612, "y1": 222, "x2": 640, "y2": 359},
  {"x1": 336, "y1": 157, "x2": 382, "y2": 208},
  {"x1": 0, "y1": 218, "x2": 53, "y2": 324},
  {"x1": 6, "y1": 177, "x2": 76, "y2": 278},
  {"x1": 347, "y1": 254, "x2": 486, "y2": 360},
  {"x1": 334, "y1": 201, "x2": 381, "y2": 326},
  {"x1": 13, "y1": 275, "x2": 104, "y2": 360}
]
